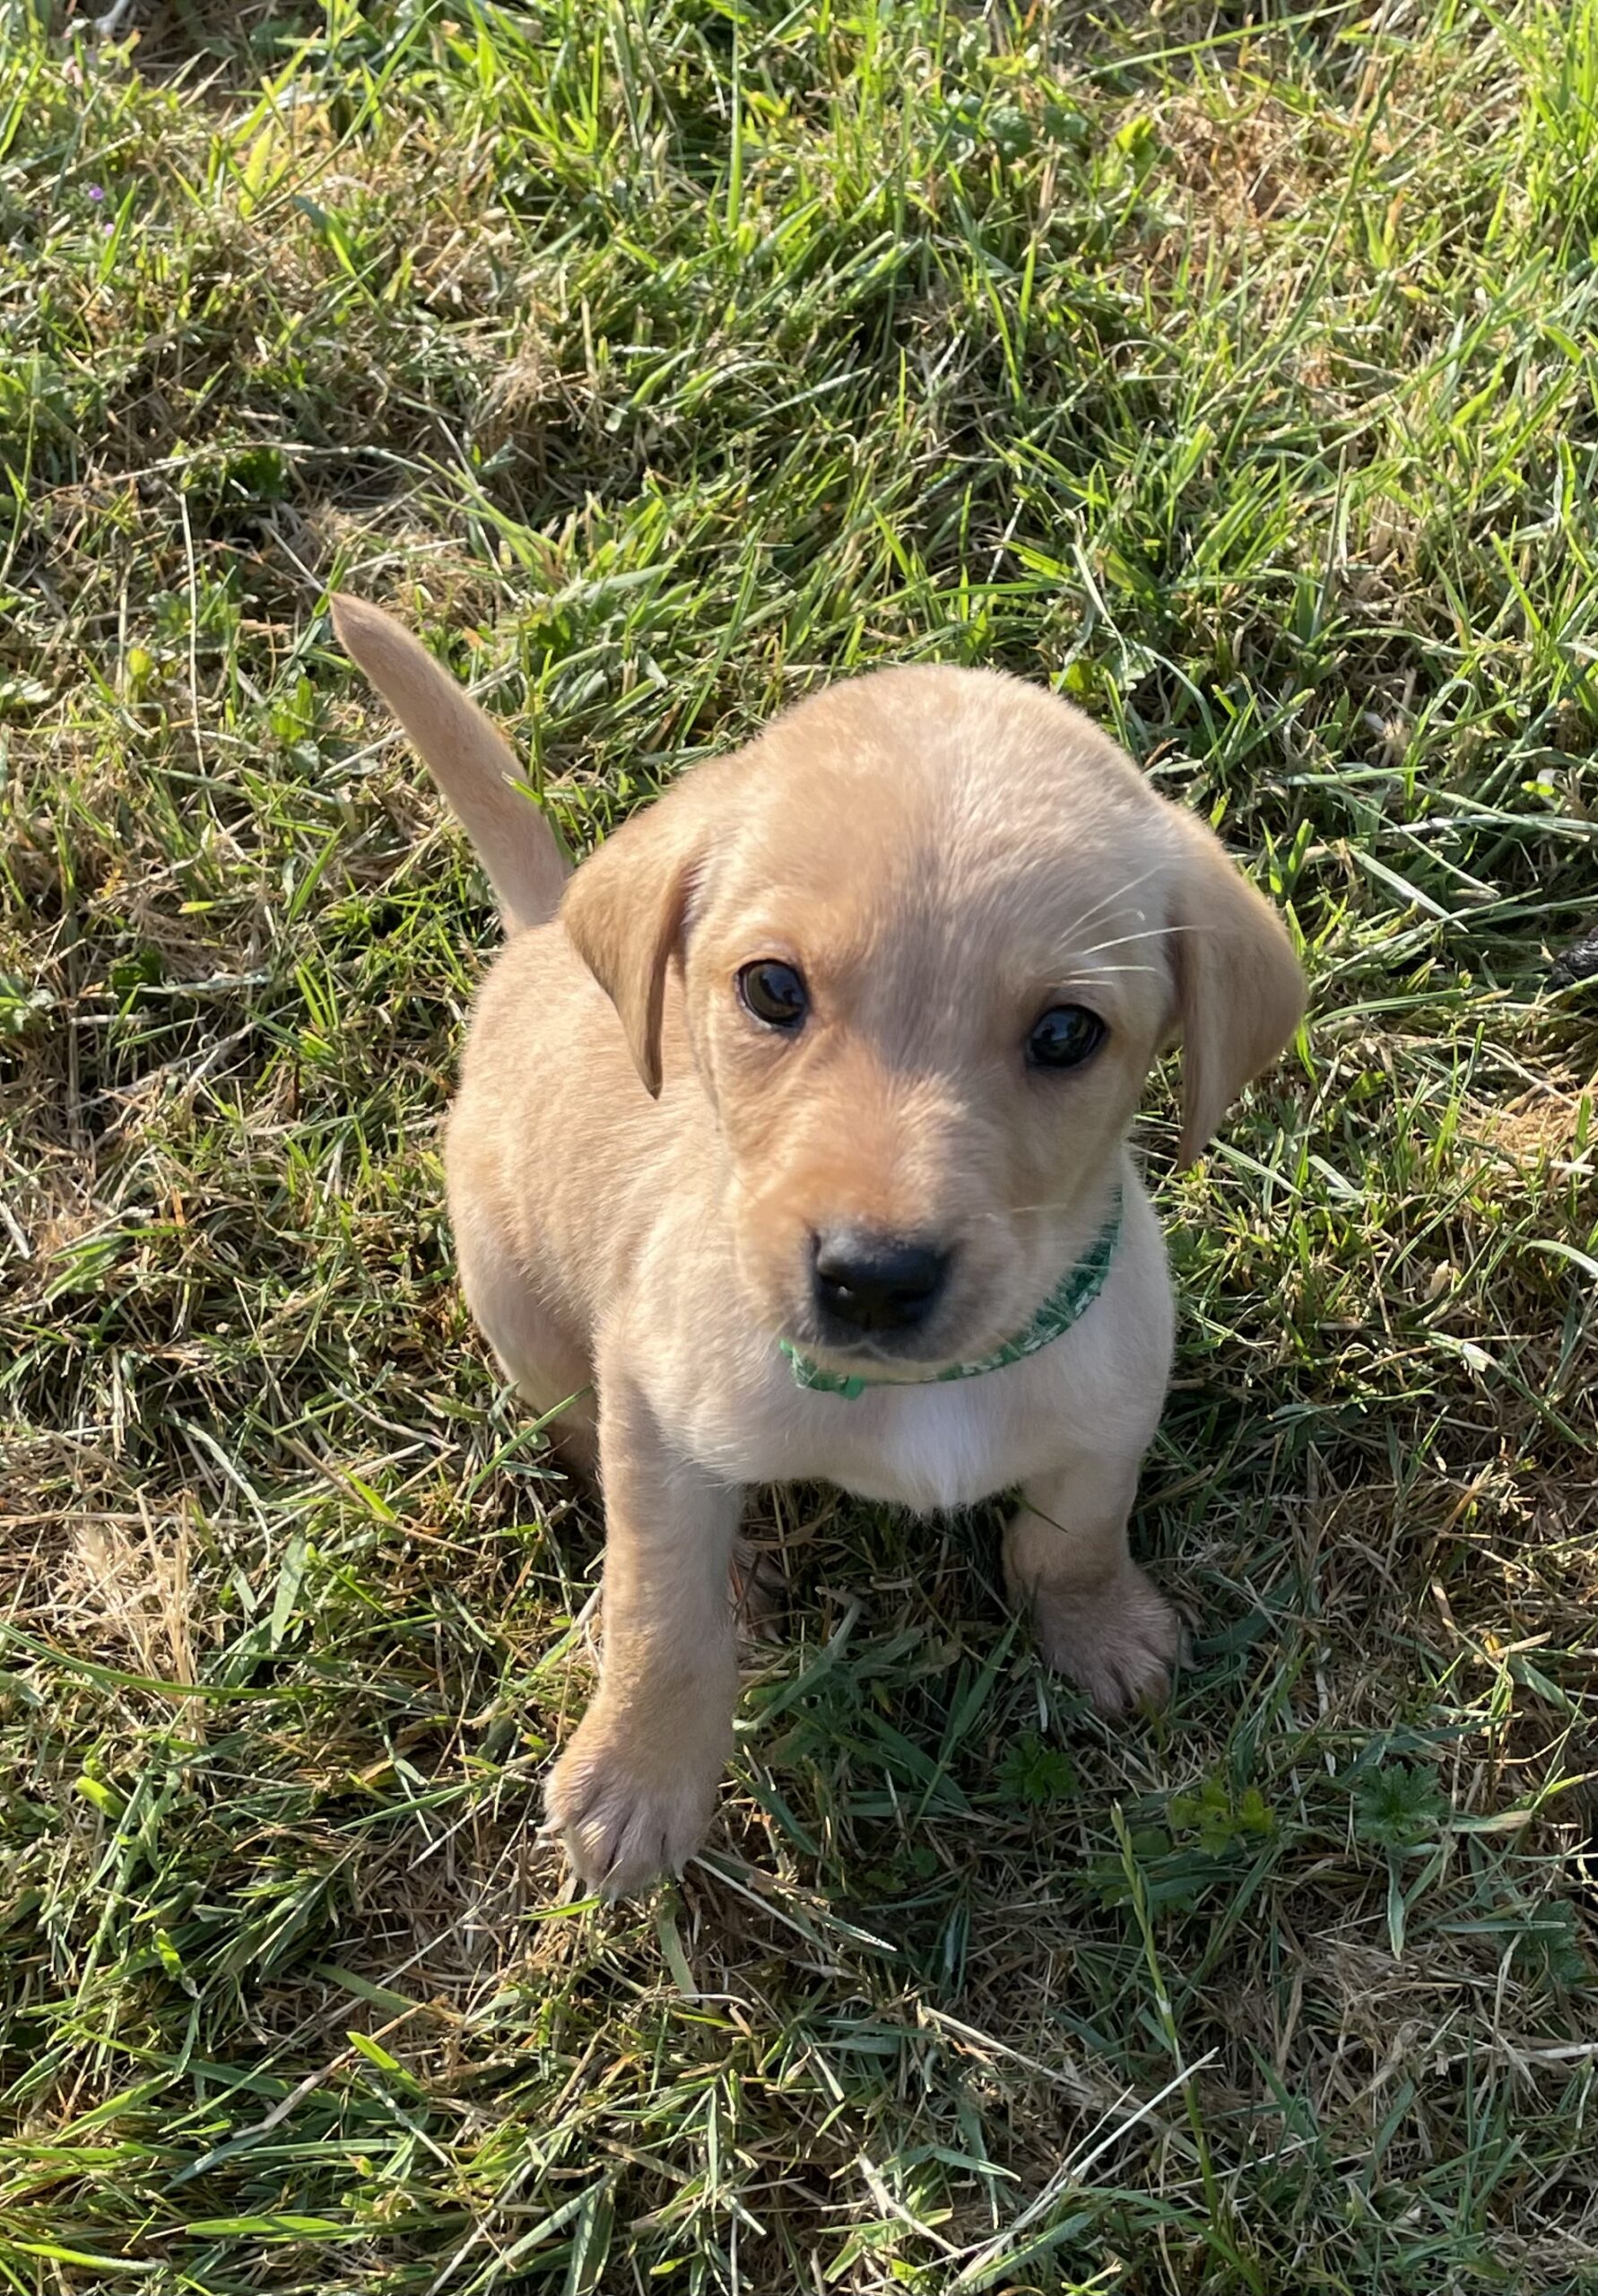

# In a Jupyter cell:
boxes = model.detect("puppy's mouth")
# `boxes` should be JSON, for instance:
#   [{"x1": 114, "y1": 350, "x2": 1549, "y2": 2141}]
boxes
[{"x1": 792, "y1": 1320, "x2": 959, "y2": 1374}]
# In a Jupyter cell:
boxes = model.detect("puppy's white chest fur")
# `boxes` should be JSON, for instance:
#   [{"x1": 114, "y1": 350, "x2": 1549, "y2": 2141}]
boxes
[
  {"x1": 682, "y1": 1365, "x2": 1038, "y2": 1512},
  {"x1": 816, "y1": 1376, "x2": 1045, "y2": 1512},
  {"x1": 789, "y1": 1335, "x2": 1158, "y2": 1512}
]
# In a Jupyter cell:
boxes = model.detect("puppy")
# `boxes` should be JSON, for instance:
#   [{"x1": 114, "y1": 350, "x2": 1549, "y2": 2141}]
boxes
[{"x1": 333, "y1": 596, "x2": 1304, "y2": 1897}]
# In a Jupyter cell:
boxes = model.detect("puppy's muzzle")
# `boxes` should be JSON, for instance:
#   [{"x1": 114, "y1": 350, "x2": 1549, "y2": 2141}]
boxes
[{"x1": 812, "y1": 1230, "x2": 951, "y2": 1340}]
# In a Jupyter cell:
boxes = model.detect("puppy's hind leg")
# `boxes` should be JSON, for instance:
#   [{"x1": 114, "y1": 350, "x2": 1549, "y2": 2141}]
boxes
[
  {"x1": 454, "y1": 1218, "x2": 598, "y2": 1477},
  {"x1": 1004, "y1": 1450, "x2": 1185, "y2": 1715},
  {"x1": 508, "y1": 1351, "x2": 598, "y2": 1483}
]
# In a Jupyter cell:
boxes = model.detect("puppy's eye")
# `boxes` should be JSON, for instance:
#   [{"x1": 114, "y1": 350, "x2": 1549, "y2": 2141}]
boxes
[
  {"x1": 1026, "y1": 1004, "x2": 1106, "y2": 1071},
  {"x1": 737, "y1": 960, "x2": 809, "y2": 1031}
]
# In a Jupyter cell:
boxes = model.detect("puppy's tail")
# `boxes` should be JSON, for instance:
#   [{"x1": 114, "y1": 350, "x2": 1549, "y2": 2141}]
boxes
[{"x1": 331, "y1": 594, "x2": 569, "y2": 934}]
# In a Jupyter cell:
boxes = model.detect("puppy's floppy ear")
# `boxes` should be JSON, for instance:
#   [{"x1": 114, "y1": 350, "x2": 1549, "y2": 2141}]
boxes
[
  {"x1": 560, "y1": 782, "x2": 711, "y2": 1097},
  {"x1": 1166, "y1": 811, "x2": 1305, "y2": 1167}
]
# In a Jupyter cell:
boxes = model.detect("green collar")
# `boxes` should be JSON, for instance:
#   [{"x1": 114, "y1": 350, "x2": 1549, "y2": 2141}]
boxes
[{"x1": 779, "y1": 1189, "x2": 1123, "y2": 1401}]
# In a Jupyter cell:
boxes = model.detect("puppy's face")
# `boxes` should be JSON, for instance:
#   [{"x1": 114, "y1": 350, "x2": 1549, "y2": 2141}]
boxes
[
  {"x1": 564, "y1": 667, "x2": 1304, "y2": 1373},
  {"x1": 690, "y1": 715, "x2": 1168, "y2": 1370}
]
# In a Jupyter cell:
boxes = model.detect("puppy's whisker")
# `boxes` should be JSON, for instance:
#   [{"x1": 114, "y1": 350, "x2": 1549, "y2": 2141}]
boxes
[
  {"x1": 1055, "y1": 862, "x2": 1166, "y2": 941},
  {"x1": 1065, "y1": 923, "x2": 1210, "y2": 962},
  {"x1": 968, "y1": 1201, "x2": 1077, "y2": 1222},
  {"x1": 1060, "y1": 863, "x2": 1161, "y2": 927},
  {"x1": 1064, "y1": 962, "x2": 1161, "y2": 979}
]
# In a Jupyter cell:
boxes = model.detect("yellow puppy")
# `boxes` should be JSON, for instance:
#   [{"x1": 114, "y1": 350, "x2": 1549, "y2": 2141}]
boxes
[{"x1": 333, "y1": 597, "x2": 1304, "y2": 1897}]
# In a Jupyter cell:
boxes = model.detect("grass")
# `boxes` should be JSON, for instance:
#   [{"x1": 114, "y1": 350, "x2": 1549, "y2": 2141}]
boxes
[{"x1": 2, "y1": 0, "x2": 1597, "y2": 2285}]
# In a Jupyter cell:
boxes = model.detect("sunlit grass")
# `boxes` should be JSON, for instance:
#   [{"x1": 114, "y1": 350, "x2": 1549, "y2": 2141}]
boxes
[{"x1": 1, "y1": 0, "x2": 1594, "y2": 2289}]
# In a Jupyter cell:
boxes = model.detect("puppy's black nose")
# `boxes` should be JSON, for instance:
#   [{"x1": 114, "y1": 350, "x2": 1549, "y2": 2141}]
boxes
[{"x1": 812, "y1": 1231, "x2": 950, "y2": 1336}]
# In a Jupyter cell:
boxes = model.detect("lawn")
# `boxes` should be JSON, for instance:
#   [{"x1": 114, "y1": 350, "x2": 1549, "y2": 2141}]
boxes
[{"x1": 3, "y1": 0, "x2": 1597, "y2": 2287}]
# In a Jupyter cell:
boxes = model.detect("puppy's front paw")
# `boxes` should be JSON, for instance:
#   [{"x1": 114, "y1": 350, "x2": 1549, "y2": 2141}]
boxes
[
  {"x1": 545, "y1": 1699, "x2": 728, "y2": 1899},
  {"x1": 1011, "y1": 1554, "x2": 1185, "y2": 1716}
]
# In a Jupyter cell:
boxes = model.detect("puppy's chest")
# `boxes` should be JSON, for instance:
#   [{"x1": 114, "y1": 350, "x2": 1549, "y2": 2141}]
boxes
[
  {"x1": 695, "y1": 1355, "x2": 1088, "y2": 1514},
  {"x1": 817, "y1": 1380, "x2": 1039, "y2": 1511}
]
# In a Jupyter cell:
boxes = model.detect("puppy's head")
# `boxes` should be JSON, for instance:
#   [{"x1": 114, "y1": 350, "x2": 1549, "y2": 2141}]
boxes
[{"x1": 564, "y1": 668, "x2": 1303, "y2": 1376}]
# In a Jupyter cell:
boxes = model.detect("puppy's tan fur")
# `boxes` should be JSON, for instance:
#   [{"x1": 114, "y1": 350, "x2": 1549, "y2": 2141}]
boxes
[{"x1": 333, "y1": 596, "x2": 1305, "y2": 1896}]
